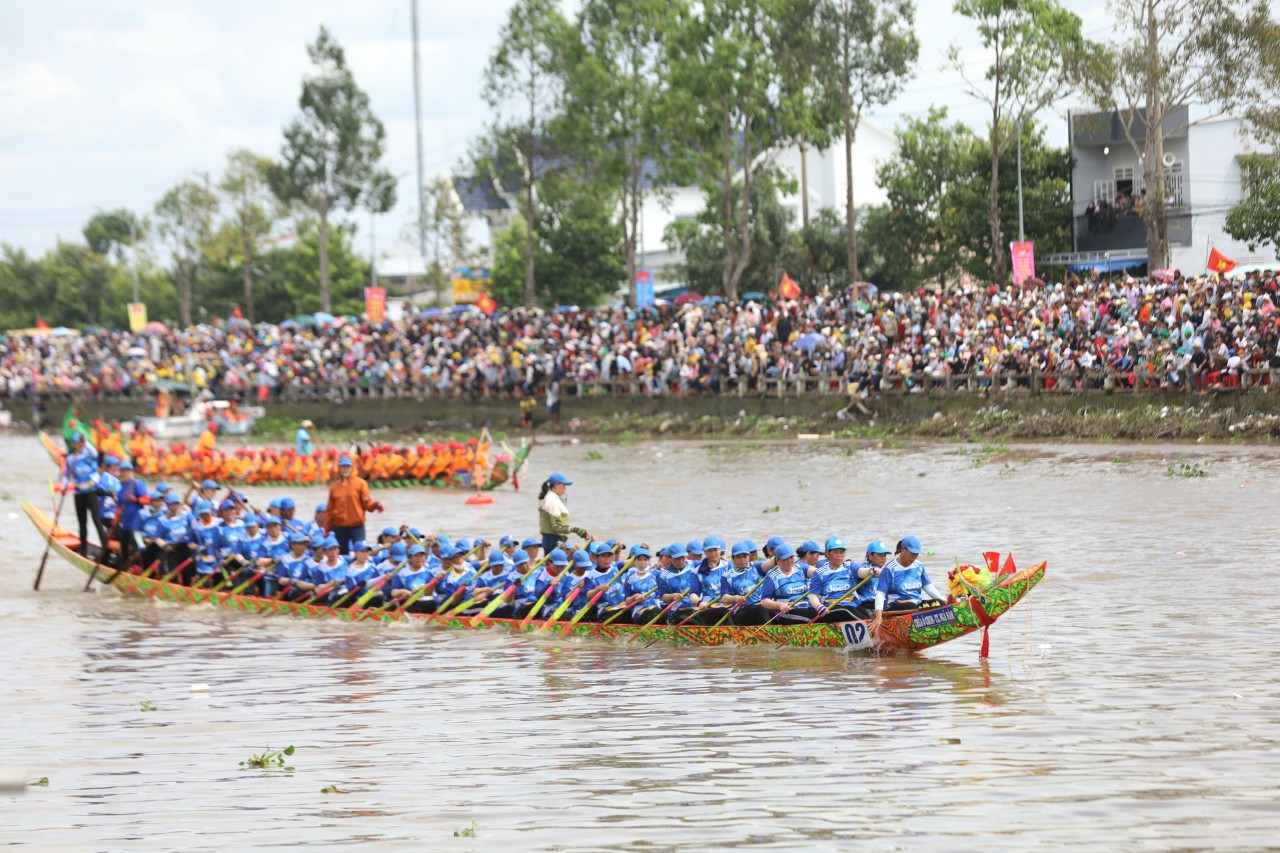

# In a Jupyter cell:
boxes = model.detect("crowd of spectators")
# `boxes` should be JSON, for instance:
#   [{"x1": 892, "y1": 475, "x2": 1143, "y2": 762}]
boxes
[{"x1": 3, "y1": 269, "x2": 1280, "y2": 404}]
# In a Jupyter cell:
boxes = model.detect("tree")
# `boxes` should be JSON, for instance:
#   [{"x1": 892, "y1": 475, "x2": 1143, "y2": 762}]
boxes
[
  {"x1": 273, "y1": 26, "x2": 394, "y2": 313},
  {"x1": 154, "y1": 177, "x2": 217, "y2": 327},
  {"x1": 218, "y1": 149, "x2": 281, "y2": 323},
  {"x1": 784, "y1": 208, "x2": 850, "y2": 291},
  {"x1": 1071, "y1": 0, "x2": 1278, "y2": 268},
  {"x1": 1225, "y1": 154, "x2": 1280, "y2": 257},
  {"x1": 951, "y1": 0, "x2": 1082, "y2": 285},
  {"x1": 407, "y1": 176, "x2": 474, "y2": 305},
  {"x1": 662, "y1": 0, "x2": 804, "y2": 302},
  {"x1": 571, "y1": 0, "x2": 679, "y2": 305},
  {"x1": 83, "y1": 208, "x2": 144, "y2": 324},
  {"x1": 482, "y1": 0, "x2": 573, "y2": 308},
  {"x1": 816, "y1": 0, "x2": 918, "y2": 283}
]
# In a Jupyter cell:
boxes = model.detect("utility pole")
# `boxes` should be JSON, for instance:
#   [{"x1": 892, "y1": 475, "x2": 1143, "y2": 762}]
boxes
[
  {"x1": 128, "y1": 218, "x2": 140, "y2": 303},
  {"x1": 1017, "y1": 118, "x2": 1025, "y2": 243},
  {"x1": 411, "y1": 0, "x2": 427, "y2": 265}
]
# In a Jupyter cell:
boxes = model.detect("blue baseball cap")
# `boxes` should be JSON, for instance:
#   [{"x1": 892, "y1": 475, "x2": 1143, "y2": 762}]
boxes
[
  {"x1": 774, "y1": 543, "x2": 796, "y2": 561},
  {"x1": 824, "y1": 536, "x2": 847, "y2": 552},
  {"x1": 548, "y1": 548, "x2": 570, "y2": 566},
  {"x1": 437, "y1": 544, "x2": 458, "y2": 559},
  {"x1": 605, "y1": 538, "x2": 620, "y2": 549},
  {"x1": 866, "y1": 540, "x2": 892, "y2": 555},
  {"x1": 547, "y1": 472, "x2": 573, "y2": 485},
  {"x1": 279, "y1": 497, "x2": 296, "y2": 510},
  {"x1": 267, "y1": 497, "x2": 281, "y2": 509},
  {"x1": 521, "y1": 537, "x2": 540, "y2": 548},
  {"x1": 265, "y1": 515, "x2": 282, "y2": 526},
  {"x1": 193, "y1": 499, "x2": 213, "y2": 515},
  {"x1": 103, "y1": 455, "x2": 119, "y2": 467},
  {"x1": 572, "y1": 550, "x2": 593, "y2": 568},
  {"x1": 499, "y1": 536, "x2": 516, "y2": 547},
  {"x1": 119, "y1": 460, "x2": 134, "y2": 471},
  {"x1": 309, "y1": 533, "x2": 325, "y2": 548},
  {"x1": 390, "y1": 543, "x2": 407, "y2": 560},
  {"x1": 900, "y1": 535, "x2": 922, "y2": 554},
  {"x1": 164, "y1": 493, "x2": 182, "y2": 504},
  {"x1": 219, "y1": 498, "x2": 237, "y2": 512},
  {"x1": 666, "y1": 543, "x2": 688, "y2": 559},
  {"x1": 731, "y1": 541, "x2": 752, "y2": 557},
  {"x1": 321, "y1": 535, "x2": 339, "y2": 549},
  {"x1": 797, "y1": 539, "x2": 821, "y2": 555},
  {"x1": 765, "y1": 535, "x2": 786, "y2": 551},
  {"x1": 512, "y1": 548, "x2": 530, "y2": 565},
  {"x1": 315, "y1": 503, "x2": 327, "y2": 513},
  {"x1": 631, "y1": 546, "x2": 652, "y2": 558},
  {"x1": 339, "y1": 455, "x2": 353, "y2": 467},
  {"x1": 381, "y1": 526, "x2": 398, "y2": 537},
  {"x1": 200, "y1": 479, "x2": 217, "y2": 490},
  {"x1": 487, "y1": 550, "x2": 506, "y2": 567},
  {"x1": 408, "y1": 544, "x2": 428, "y2": 556},
  {"x1": 353, "y1": 540, "x2": 372, "y2": 552},
  {"x1": 743, "y1": 539, "x2": 758, "y2": 553},
  {"x1": 686, "y1": 540, "x2": 705, "y2": 557},
  {"x1": 289, "y1": 532, "x2": 309, "y2": 544},
  {"x1": 703, "y1": 536, "x2": 725, "y2": 551},
  {"x1": 243, "y1": 513, "x2": 261, "y2": 527},
  {"x1": 154, "y1": 483, "x2": 171, "y2": 495},
  {"x1": 406, "y1": 527, "x2": 424, "y2": 540},
  {"x1": 589, "y1": 541, "x2": 611, "y2": 556}
]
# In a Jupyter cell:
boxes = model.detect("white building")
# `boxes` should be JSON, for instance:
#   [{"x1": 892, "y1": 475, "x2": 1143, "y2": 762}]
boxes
[{"x1": 1050, "y1": 105, "x2": 1277, "y2": 273}]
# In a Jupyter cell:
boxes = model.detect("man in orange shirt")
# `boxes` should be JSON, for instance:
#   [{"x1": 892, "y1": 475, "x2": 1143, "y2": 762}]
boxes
[{"x1": 326, "y1": 455, "x2": 383, "y2": 553}]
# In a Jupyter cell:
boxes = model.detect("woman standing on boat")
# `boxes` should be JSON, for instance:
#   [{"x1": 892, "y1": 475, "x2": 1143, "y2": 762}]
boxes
[{"x1": 537, "y1": 472, "x2": 590, "y2": 553}]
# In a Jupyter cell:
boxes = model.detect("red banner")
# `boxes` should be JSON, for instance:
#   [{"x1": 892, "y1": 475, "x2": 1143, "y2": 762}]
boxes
[
  {"x1": 364, "y1": 286, "x2": 386, "y2": 324},
  {"x1": 1010, "y1": 241, "x2": 1036, "y2": 286}
]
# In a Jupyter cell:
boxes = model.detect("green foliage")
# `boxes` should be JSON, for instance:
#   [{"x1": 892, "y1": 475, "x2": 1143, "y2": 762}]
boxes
[
  {"x1": 213, "y1": 149, "x2": 283, "y2": 324},
  {"x1": 154, "y1": 177, "x2": 218, "y2": 327},
  {"x1": 784, "y1": 208, "x2": 849, "y2": 291},
  {"x1": 860, "y1": 110, "x2": 1069, "y2": 290},
  {"x1": 140, "y1": 700, "x2": 158, "y2": 712},
  {"x1": 762, "y1": 505, "x2": 780, "y2": 514},
  {"x1": 29, "y1": 777, "x2": 49, "y2": 787},
  {"x1": 1225, "y1": 154, "x2": 1280, "y2": 257},
  {"x1": 240, "y1": 745, "x2": 295, "y2": 769},
  {"x1": 83, "y1": 208, "x2": 142, "y2": 258},
  {"x1": 320, "y1": 784, "x2": 348, "y2": 794},
  {"x1": 273, "y1": 27, "x2": 393, "y2": 312},
  {"x1": 453, "y1": 821, "x2": 479, "y2": 838},
  {"x1": 585, "y1": 450, "x2": 604, "y2": 461},
  {"x1": 1166, "y1": 462, "x2": 1207, "y2": 479},
  {"x1": 407, "y1": 175, "x2": 475, "y2": 301}
]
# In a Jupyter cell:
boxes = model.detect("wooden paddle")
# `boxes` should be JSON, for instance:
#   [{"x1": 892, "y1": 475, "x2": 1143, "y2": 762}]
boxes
[
  {"x1": 468, "y1": 553, "x2": 552, "y2": 627},
  {"x1": 33, "y1": 483, "x2": 70, "y2": 591},
  {"x1": 517, "y1": 564, "x2": 570, "y2": 629},
  {"x1": 538, "y1": 585, "x2": 583, "y2": 633},
  {"x1": 561, "y1": 556, "x2": 638, "y2": 633},
  {"x1": 708, "y1": 574, "x2": 771, "y2": 628},
  {"x1": 626, "y1": 598, "x2": 683, "y2": 642}
]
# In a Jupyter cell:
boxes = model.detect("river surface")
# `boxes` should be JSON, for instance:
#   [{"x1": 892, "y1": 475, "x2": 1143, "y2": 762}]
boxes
[{"x1": 2, "y1": 432, "x2": 1279, "y2": 851}]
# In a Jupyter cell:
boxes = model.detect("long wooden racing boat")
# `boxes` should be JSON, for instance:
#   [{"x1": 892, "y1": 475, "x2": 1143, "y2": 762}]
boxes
[{"x1": 22, "y1": 500, "x2": 1045, "y2": 653}]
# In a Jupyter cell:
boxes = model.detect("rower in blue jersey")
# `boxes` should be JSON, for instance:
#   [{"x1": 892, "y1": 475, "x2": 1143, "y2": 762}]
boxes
[
  {"x1": 753, "y1": 535, "x2": 785, "y2": 576},
  {"x1": 336, "y1": 541, "x2": 379, "y2": 601},
  {"x1": 796, "y1": 539, "x2": 823, "y2": 577},
  {"x1": 276, "y1": 533, "x2": 316, "y2": 599},
  {"x1": 186, "y1": 499, "x2": 229, "y2": 586},
  {"x1": 218, "y1": 499, "x2": 247, "y2": 562},
  {"x1": 698, "y1": 535, "x2": 729, "y2": 594},
  {"x1": 705, "y1": 541, "x2": 762, "y2": 624},
  {"x1": 544, "y1": 549, "x2": 597, "y2": 621},
  {"x1": 616, "y1": 547, "x2": 658, "y2": 624},
  {"x1": 518, "y1": 548, "x2": 571, "y2": 620},
  {"x1": 484, "y1": 548, "x2": 536, "y2": 620},
  {"x1": 735, "y1": 543, "x2": 814, "y2": 625},
  {"x1": 590, "y1": 542, "x2": 628, "y2": 613},
  {"x1": 656, "y1": 543, "x2": 704, "y2": 624},
  {"x1": 386, "y1": 544, "x2": 436, "y2": 612},
  {"x1": 113, "y1": 460, "x2": 148, "y2": 568},
  {"x1": 237, "y1": 514, "x2": 263, "y2": 561},
  {"x1": 459, "y1": 550, "x2": 511, "y2": 615},
  {"x1": 498, "y1": 536, "x2": 518, "y2": 561},
  {"x1": 196, "y1": 479, "x2": 220, "y2": 507},
  {"x1": 806, "y1": 536, "x2": 866, "y2": 622},
  {"x1": 355, "y1": 542, "x2": 408, "y2": 609},
  {"x1": 63, "y1": 431, "x2": 107, "y2": 557},
  {"x1": 97, "y1": 456, "x2": 122, "y2": 533},
  {"x1": 147, "y1": 492, "x2": 192, "y2": 577},
  {"x1": 430, "y1": 545, "x2": 478, "y2": 614},
  {"x1": 276, "y1": 497, "x2": 302, "y2": 537},
  {"x1": 373, "y1": 526, "x2": 399, "y2": 562},
  {"x1": 685, "y1": 539, "x2": 705, "y2": 568},
  {"x1": 870, "y1": 535, "x2": 948, "y2": 633},
  {"x1": 844, "y1": 540, "x2": 893, "y2": 617},
  {"x1": 302, "y1": 535, "x2": 349, "y2": 602},
  {"x1": 520, "y1": 537, "x2": 542, "y2": 568}
]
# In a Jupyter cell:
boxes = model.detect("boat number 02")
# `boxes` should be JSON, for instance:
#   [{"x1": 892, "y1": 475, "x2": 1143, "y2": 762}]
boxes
[{"x1": 840, "y1": 622, "x2": 872, "y2": 648}]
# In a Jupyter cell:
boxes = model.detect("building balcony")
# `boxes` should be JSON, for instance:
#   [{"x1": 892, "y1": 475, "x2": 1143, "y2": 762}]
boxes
[{"x1": 1076, "y1": 211, "x2": 1192, "y2": 252}]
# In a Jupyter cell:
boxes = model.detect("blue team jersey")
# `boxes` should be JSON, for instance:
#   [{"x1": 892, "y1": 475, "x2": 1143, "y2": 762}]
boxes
[
  {"x1": 188, "y1": 521, "x2": 226, "y2": 573},
  {"x1": 468, "y1": 568, "x2": 510, "y2": 597},
  {"x1": 390, "y1": 566, "x2": 436, "y2": 594},
  {"x1": 220, "y1": 521, "x2": 247, "y2": 556},
  {"x1": 64, "y1": 446, "x2": 100, "y2": 494},
  {"x1": 511, "y1": 569, "x2": 541, "y2": 604},
  {"x1": 657, "y1": 565, "x2": 702, "y2": 608},
  {"x1": 749, "y1": 567, "x2": 809, "y2": 605},
  {"x1": 720, "y1": 567, "x2": 759, "y2": 599},
  {"x1": 309, "y1": 557, "x2": 349, "y2": 587},
  {"x1": 278, "y1": 552, "x2": 315, "y2": 583},
  {"x1": 115, "y1": 479, "x2": 149, "y2": 532},
  {"x1": 434, "y1": 568, "x2": 476, "y2": 603},
  {"x1": 594, "y1": 566, "x2": 627, "y2": 608},
  {"x1": 698, "y1": 558, "x2": 729, "y2": 603},
  {"x1": 154, "y1": 513, "x2": 190, "y2": 546},
  {"x1": 527, "y1": 567, "x2": 568, "y2": 604},
  {"x1": 97, "y1": 472, "x2": 122, "y2": 521},
  {"x1": 623, "y1": 569, "x2": 659, "y2": 610},
  {"x1": 343, "y1": 560, "x2": 381, "y2": 588},
  {"x1": 875, "y1": 559, "x2": 933, "y2": 605},
  {"x1": 848, "y1": 562, "x2": 880, "y2": 606},
  {"x1": 547, "y1": 570, "x2": 594, "y2": 608},
  {"x1": 808, "y1": 561, "x2": 855, "y2": 602}
]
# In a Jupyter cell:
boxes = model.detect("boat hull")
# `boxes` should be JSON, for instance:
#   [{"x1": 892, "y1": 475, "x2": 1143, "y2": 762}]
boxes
[{"x1": 22, "y1": 500, "x2": 1044, "y2": 652}]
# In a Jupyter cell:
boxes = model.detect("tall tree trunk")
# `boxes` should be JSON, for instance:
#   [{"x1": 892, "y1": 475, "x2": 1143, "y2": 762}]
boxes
[
  {"x1": 1141, "y1": 0, "x2": 1169, "y2": 269},
  {"x1": 318, "y1": 205, "x2": 331, "y2": 313},
  {"x1": 241, "y1": 222, "x2": 255, "y2": 323},
  {"x1": 989, "y1": 125, "x2": 1007, "y2": 286},
  {"x1": 844, "y1": 107, "x2": 859, "y2": 283},
  {"x1": 523, "y1": 180, "x2": 535, "y2": 309},
  {"x1": 800, "y1": 137, "x2": 810, "y2": 230}
]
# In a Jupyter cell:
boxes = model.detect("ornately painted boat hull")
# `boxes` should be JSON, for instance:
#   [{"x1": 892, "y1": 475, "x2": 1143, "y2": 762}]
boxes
[{"x1": 22, "y1": 501, "x2": 1045, "y2": 653}]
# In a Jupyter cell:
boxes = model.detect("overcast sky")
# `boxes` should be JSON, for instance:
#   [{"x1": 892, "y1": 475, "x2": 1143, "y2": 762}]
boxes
[{"x1": 0, "y1": 0, "x2": 1109, "y2": 259}]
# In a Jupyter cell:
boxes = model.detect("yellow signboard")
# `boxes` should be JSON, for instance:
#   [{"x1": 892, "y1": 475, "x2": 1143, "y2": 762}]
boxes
[
  {"x1": 127, "y1": 302, "x2": 148, "y2": 333},
  {"x1": 451, "y1": 267, "x2": 492, "y2": 305}
]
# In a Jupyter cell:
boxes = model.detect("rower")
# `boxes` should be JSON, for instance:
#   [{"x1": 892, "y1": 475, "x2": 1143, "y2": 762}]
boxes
[
  {"x1": 845, "y1": 540, "x2": 893, "y2": 618},
  {"x1": 796, "y1": 539, "x2": 823, "y2": 577},
  {"x1": 735, "y1": 543, "x2": 814, "y2": 625},
  {"x1": 461, "y1": 550, "x2": 511, "y2": 615},
  {"x1": 306, "y1": 504, "x2": 328, "y2": 539},
  {"x1": 386, "y1": 544, "x2": 437, "y2": 611},
  {"x1": 63, "y1": 431, "x2": 107, "y2": 558},
  {"x1": 218, "y1": 499, "x2": 247, "y2": 561},
  {"x1": 485, "y1": 548, "x2": 535, "y2": 620},
  {"x1": 498, "y1": 536, "x2": 518, "y2": 561},
  {"x1": 374, "y1": 526, "x2": 399, "y2": 562},
  {"x1": 707, "y1": 541, "x2": 758, "y2": 622},
  {"x1": 276, "y1": 533, "x2": 316, "y2": 599},
  {"x1": 277, "y1": 497, "x2": 300, "y2": 535},
  {"x1": 113, "y1": 460, "x2": 148, "y2": 568},
  {"x1": 656, "y1": 542, "x2": 704, "y2": 624},
  {"x1": 753, "y1": 535, "x2": 785, "y2": 575},
  {"x1": 545, "y1": 549, "x2": 598, "y2": 621},
  {"x1": 519, "y1": 547, "x2": 571, "y2": 619},
  {"x1": 520, "y1": 536, "x2": 542, "y2": 567},
  {"x1": 806, "y1": 536, "x2": 862, "y2": 623},
  {"x1": 614, "y1": 546, "x2": 658, "y2": 624},
  {"x1": 304, "y1": 535, "x2": 349, "y2": 602},
  {"x1": 869, "y1": 535, "x2": 947, "y2": 633},
  {"x1": 97, "y1": 456, "x2": 123, "y2": 544},
  {"x1": 186, "y1": 499, "x2": 229, "y2": 586},
  {"x1": 429, "y1": 545, "x2": 478, "y2": 614}
]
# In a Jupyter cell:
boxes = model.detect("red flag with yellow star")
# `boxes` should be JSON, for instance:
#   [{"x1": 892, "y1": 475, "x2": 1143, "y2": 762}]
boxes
[
  {"x1": 476, "y1": 293, "x2": 497, "y2": 316},
  {"x1": 1207, "y1": 247, "x2": 1236, "y2": 274},
  {"x1": 778, "y1": 272, "x2": 801, "y2": 300}
]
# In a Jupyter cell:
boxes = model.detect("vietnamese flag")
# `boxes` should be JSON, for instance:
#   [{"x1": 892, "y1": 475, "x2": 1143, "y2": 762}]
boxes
[
  {"x1": 35, "y1": 317, "x2": 50, "y2": 331},
  {"x1": 1207, "y1": 247, "x2": 1236, "y2": 274},
  {"x1": 476, "y1": 293, "x2": 497, "y2": 316},
  {"x1": 778, "y1": 272, "x2": 801, "y2": 300}
]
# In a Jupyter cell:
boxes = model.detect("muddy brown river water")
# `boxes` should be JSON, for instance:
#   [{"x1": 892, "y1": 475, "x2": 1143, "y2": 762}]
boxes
[{"x1": 2, "y1": 433, "x2": 1278, "y2": 851}]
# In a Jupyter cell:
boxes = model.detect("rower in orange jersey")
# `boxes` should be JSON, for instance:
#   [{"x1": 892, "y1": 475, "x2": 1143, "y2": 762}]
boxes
[
  {"x1": 411, "y1": 444, "x2": 433, "y2": 480},
  {"x1": 301, "y1": 452, "x2": 319, "y2": 483},
  {"x1": 286, "y1": 451, "x2": 305, "y2": 484},
  {"x1": 100, "y1": 423, "x2": 128, "y2": 463},
  {"x1": 196, "y1": 421, "x2": 218, "y2": 456}
]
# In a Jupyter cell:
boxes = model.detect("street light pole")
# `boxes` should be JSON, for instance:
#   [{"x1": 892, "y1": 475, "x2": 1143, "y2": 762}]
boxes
[{"x1": 1017, "y1": 118, "x2": 1025, "y2": 242}]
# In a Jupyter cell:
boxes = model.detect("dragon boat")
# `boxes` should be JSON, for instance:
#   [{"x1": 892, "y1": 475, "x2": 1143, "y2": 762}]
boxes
[
  {"x1": 22, "y1": 501, "x2": 1045, "y2": 653},
  {"x1": 39, "y1": 431, "x2": 531, "y2": 492}
]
